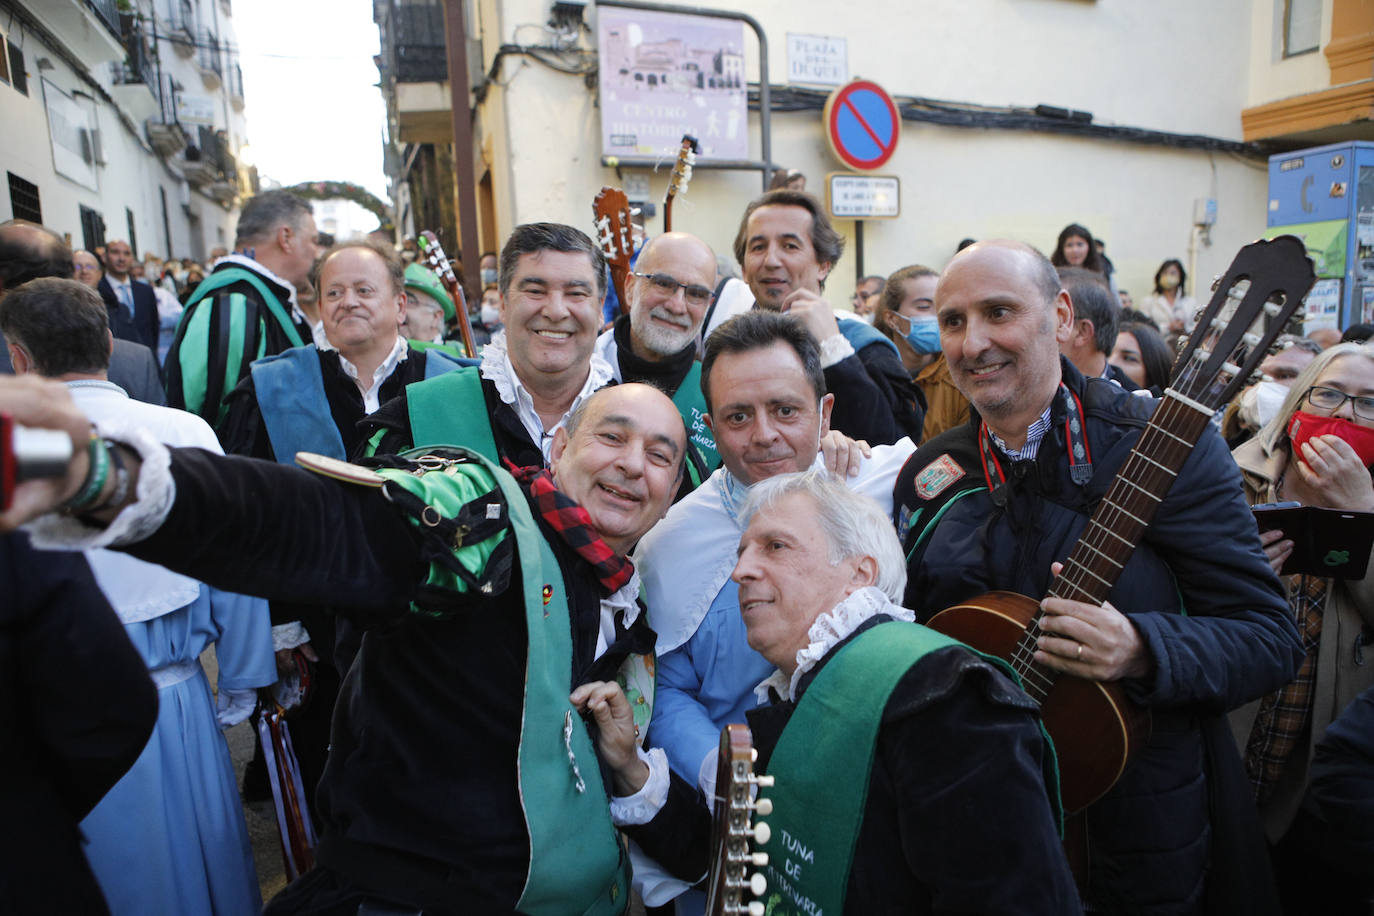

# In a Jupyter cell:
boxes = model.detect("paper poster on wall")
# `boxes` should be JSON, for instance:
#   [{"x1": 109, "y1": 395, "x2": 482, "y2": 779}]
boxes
[
  {"x1": 1302, "y1": 277, "x2": 1342, "y2": 332},
  {"x1": 598, "y1": 8, "x2": 747, "y2": 161},
  {"x1": 42, "y1": 79, "x2": 98, "y2": 191}
]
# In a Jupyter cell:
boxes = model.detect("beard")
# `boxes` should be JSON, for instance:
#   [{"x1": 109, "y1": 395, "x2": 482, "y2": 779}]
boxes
[{"x1": 633, "y1": 305, "x2": 697, "y2": 356}]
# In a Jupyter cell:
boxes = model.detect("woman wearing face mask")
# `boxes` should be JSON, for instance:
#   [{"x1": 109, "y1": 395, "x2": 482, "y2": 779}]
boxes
[
  {"x1": 1229, "y1": 341, "x2": 1374, "y2": 912},
  {"x1": 873, "y1": 265, "x2": 968, "y2": 442},
  {"x1": 1140, "y1": 258, "x2": 1196, "y2": 336}
]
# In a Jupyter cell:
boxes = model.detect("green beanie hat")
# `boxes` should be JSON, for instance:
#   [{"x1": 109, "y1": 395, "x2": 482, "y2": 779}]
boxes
[{"x1": 404, "y1": 263, "x2": 456, "y2": 322}]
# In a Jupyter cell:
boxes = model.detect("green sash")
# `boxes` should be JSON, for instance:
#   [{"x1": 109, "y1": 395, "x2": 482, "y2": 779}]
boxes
[
  {"x1": 671, "y1": 361, "x2": 719, "y2": 472},
  {"x1": 755, "y1": 622, "x2": 975, "y2": 915},
  {"x1": 173, "y1": 265, "x2": 305, "y2": 423},
  {"x1": 406, "y1": 367, "x2": 500, "y2": 463},
  {"x1": 378, "y1": 449, "x2": 629, "y2": 914}
]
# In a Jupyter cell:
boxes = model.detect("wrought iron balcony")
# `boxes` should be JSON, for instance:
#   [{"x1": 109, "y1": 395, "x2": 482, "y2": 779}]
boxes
[
  {"x1": 390, "y1": 2, "x2": 447, "y2": 83},
  {"x1": 112, "y1": 24, "x2": 156, "y2": 89}
]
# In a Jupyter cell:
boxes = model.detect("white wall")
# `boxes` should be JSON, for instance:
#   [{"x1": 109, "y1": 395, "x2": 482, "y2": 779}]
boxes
[
  {"x1": 0, "y1": 0, "x2": 249, "y2": 262},
  {"x1": 476, "y1": 0, "x2": 1270, "y2": 308},
  {"x1": 1247, "y1": 0, "x2": 1332, "y2": 107}
]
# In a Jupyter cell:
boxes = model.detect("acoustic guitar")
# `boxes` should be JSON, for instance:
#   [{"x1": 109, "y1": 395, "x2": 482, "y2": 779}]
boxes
[
  {"x1": 704, "y1": 723, "x2": 773, "y2": 916},
  {"x1": 416, "y1": 230, "x2": 478, "y2": 359},
  {"x1": 663, "y1": 134, "x2": 699, "y2": 232},
  {"x1": 927, "y1": 235, "x2": 1316, "y2": 813},
  {"x1": 592, "y1": 187, "x2": 633, "y2": 316}
]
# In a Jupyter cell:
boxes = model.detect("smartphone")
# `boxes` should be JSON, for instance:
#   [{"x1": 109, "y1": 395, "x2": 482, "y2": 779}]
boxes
[{"x1": 1, "y1": 414, "x2": 73, "y2": 510}]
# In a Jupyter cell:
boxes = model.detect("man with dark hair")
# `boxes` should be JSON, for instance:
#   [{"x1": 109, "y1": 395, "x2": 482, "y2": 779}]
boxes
[
  {"x1": 706, "y1": 189, "x2": 924, "y2": 446},
  {"x1": 362, "y1": 222, "x2": 614, "y2": 470},
  {"x1": 97, "y1": 240, "x2": 159, "y2": 351},
  {"x1": 0, "y1": 221, "x2": 164, "y2": 405},
  {"x1": 850, "y1": 274, "x2": 884, "y2": 318},
  {"x1": 893, "y1": 240, "x2": 1302, "y2": 913},
  {"x1": 636, "y1": 308, "x2": 915, "y2": 911},
  {"x1": 593, "y1": 231, "x2": 720, "y2": 493},
  {"x1": 0, "y1": 377, "x2": 710, "y2": 914},
  {"x1": 1057, "y1": 265, "x2": 1136, "y2": 389},
  {"x1": 164, "y1": 189, "x2": 320, "y2": 428}
]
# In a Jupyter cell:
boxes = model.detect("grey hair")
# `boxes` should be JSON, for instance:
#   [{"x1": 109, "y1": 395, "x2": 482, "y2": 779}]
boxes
[
  {"x1": 739, "y1": 468, "x2": 907, "y2": 602},
  {"x1": 234, "y1": 190, "x2": 313, "y2": 247},
  {"x1": 1257, "y1": 341, "x2": 1374, "y2": 454}
]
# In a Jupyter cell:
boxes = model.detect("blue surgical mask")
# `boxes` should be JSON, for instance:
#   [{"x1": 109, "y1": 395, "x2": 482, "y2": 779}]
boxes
[{"x1": 898, "y1": 313, "x2": 941, "y2": 354}]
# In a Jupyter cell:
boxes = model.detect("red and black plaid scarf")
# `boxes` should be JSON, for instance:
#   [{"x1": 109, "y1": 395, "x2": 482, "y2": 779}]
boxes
[{"x1": 507, "y1": 464, "x2": 635, "y2": 595}]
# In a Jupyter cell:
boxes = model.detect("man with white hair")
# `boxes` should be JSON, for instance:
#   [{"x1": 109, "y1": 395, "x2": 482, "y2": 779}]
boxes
[
  {"x1": 593, "y1": 469, "x2": 1078, "y2": 913},
  {"x1": 635, "y1": 308, "x2": 914, "y2": 911}
]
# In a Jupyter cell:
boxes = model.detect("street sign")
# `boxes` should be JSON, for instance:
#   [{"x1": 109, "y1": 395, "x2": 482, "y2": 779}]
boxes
[
  {"x1": 827, "y1": 173, "x2": 900, "y2": 219},
  {"x1": 787, "y1": 33, "x2": 847, "y2": 86},
  {"x1": 823, "y1": 80, "x2": 900, "y2": 171}
]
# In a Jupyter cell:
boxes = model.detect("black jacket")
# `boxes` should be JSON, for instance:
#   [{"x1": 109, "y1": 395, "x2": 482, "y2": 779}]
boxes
[
  {"x1": 894, "y1": 359, "x2": 1302, "y2": 914},
  {"x1": 98, "y1": 275, "x2": 159, "y2": 351},
  {"x1": 220, "y1": 345, "x2": 432, "y2": 462},
  {"x1": 828, "y1": 338, "x2": 926, "y2": 446},
  {"x1": 747, "y1": 616, "x2": 1081, "y2": 915},
  {"x1": 125, "y1": 448, "x2": 707, "y2": 913},
  {"x1": 1, "y1": 533, "x2": 158, "y2": 915}
]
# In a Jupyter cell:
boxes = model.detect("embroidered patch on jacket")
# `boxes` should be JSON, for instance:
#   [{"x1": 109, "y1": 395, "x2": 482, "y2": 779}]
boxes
[{"x1": 913, "y1": 454, "x2": 965, "y2": 500}]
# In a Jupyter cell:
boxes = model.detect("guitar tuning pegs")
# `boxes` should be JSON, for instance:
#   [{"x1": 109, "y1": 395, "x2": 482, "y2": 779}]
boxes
[
  {"x1": 750, "y1": 748, "x2": 758, "y2": 762},
  {"x1": 747, "y1": 903, "x2": 765, "y2": 916},
  {"x1": 750, "y1": 851, "x2": 768, "y2": 866},
  {"x1": 749, "y1": 873, "x2": 767, "y2": 896},
  {"x1": 754, "y1": 774, "x2": 775, "y2": 787},
  {"x1": 754, "y1": 797, "x2": 773, "y2": 816},
  {"x1": 1210, "y1": 275, "x2": 1222, "y2": 292},
  {"x1": 752, "y1": 821, "x2": 771, "y2": 844}
]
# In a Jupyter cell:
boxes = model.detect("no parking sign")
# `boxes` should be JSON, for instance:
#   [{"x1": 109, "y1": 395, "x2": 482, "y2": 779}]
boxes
[{"x1": 823, "y1": 80, "x2": 900, "y2": 171}]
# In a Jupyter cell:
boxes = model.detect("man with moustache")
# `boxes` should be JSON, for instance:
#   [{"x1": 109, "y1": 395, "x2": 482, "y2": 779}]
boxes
[
  {"x1": 892, "y1": 240, "x2": 1302, "y2": 913},
  {"x1": 593, "y1": 231, "x2": 721, "y2": 490},
  {"x1": 0, "y1": 379, "x2": 710, "y2": 915},
  {"x1": 704, "y1": 190, "x2": 924, "y2": 445}
]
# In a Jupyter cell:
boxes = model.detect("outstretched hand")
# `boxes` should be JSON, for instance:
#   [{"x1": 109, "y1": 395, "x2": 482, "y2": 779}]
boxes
[
  {"x1": 820, "y1": 430, "x2": 871, "y2": 478},
  {"x1": 570, "y1": 680, "x2": 648, "y2": 796},
  {"x1": 0, "y1": 376, "x2": 94, "y2": 531}
]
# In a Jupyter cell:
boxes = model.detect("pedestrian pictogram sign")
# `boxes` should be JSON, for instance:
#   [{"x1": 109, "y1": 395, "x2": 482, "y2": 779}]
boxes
[{"x1": 823, "y1": 80, "x2": 900, "y2": 171}]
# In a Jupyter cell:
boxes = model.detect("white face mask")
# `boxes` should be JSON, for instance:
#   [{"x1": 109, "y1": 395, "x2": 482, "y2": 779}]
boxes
[
  {"x1": 480, "y1": 303, "x2": 501, "y2": 326},
  {"x1": 1253, "y1": 379, "x2": 1289, "y2": 429}
]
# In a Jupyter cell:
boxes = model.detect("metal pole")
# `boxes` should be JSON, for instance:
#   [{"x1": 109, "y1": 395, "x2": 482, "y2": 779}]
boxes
[
  {"x1": 443, "y1": 0, "x2": 481, "y2": 305},
  {"x1": 854, "y1": 220, "x2": 864, "y2": 284},
  {"x1": 595, "y1": 0, "x2": 772, "y2": 191}
]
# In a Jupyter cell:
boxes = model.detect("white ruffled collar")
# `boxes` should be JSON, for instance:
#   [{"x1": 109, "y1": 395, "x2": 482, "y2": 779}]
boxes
[
  {"x1": 754, "y1": 586, "x2": 916, "y2": 703},
  {"x1": 478, "y1": 330, "x2": 616, "y2": 459}
]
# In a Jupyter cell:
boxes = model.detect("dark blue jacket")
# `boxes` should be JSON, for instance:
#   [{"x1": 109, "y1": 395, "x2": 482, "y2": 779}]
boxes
[
  {"x1": 894, "y1": 359, "x2": 1302, "y2": 915},
  {"x1": 98, "y1": 275, "x2": 159, "y2": 352}
]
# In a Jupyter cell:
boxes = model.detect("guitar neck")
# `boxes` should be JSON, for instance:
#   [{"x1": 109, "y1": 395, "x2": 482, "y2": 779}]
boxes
[
  {"x1": 1013, "y1": 390, "x2": 1215, "y2": 700},
  {"x1": 664, "y1": 196, "x2": 675, "y2": 233}
]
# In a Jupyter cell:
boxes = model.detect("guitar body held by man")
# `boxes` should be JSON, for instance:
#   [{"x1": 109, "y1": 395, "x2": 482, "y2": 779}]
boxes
[{"x1": 894, "y1": 240, "x2": 1306, "y2": 914}]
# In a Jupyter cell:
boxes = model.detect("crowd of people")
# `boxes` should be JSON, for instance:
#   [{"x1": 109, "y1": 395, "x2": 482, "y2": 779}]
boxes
[{"x1": 0, "y1": 182, "x2": 1371, "y2": 916}]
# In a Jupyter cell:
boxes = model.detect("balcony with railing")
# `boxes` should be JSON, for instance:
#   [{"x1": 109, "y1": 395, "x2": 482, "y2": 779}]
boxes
[
  {"x1": 168, "y1": 0, "x2": 197, "y2": 58},
  {"x1": 197, "y1": 31, "x2": 223, "y2": 89},
  {"x1": 184, "y1": 126, "x2": 238, "y2": 205},
  {"x1": 146, "y1": 73, "x2": 189, "y2": 157},
  {"x1": 229, "y1": 61, "x2": 245, "y2": 110},
  {"x1": 110, "y1": 19, "x2": 161, "y2": 121},
  {"x1": 390, "y1": 1, "x2": 447, "y2": 83},
  {"x1": 28, "y1": 0, "x2": 125, "y2": 64}
]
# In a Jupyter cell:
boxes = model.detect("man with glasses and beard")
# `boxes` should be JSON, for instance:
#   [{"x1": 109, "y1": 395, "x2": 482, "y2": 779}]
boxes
[{"x1": 592, "y1": 232, "x2": 721, "y2": 493}]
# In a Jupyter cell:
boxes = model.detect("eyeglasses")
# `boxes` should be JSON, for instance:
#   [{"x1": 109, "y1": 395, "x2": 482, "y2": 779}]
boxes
[
  {"x1": 1305, "y1": 385, "x2": 1374, "y2": 420},
  {"x1": 631, "y1": 271, "x2": 713, "y2": 306}
]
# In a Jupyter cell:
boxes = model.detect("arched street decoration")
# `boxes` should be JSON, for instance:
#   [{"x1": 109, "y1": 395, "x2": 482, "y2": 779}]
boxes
[{"x1": 285, "y1": 181, "x2": 394, "y2": 232}]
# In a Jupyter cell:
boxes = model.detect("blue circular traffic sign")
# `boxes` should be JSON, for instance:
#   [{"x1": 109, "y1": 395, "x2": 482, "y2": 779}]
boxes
[{"x1": 824, "y1": 80, "x2": 900, "y2": 171}]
